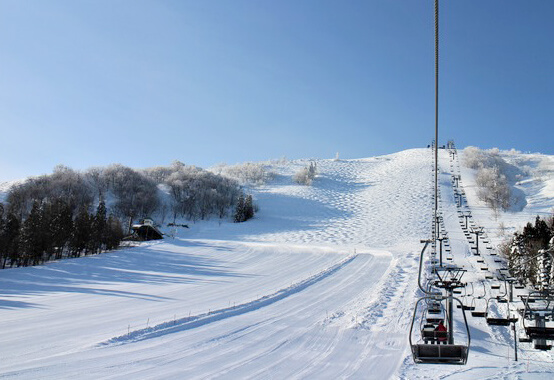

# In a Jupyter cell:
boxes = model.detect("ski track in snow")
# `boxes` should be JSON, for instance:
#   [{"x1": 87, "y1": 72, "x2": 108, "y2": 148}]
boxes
[
  {"x1": 99, "y1": 254, "x2": 358, "y2": 347},
  {"x1": 1, "y1": 148, "x2": 554, "y2": 379}
]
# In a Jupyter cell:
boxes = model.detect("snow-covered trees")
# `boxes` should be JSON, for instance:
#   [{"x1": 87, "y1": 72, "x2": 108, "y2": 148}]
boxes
[
  {"x1": 211, "y1": 162, "x2": 274, "y2": 187},
  {"x1": 164, "y1": 163, "x2": 240, "y2": 222},
  {"x1": 0, "y1": 198, "x2": 124, "y2": 268},
  {"x1": 294, "y1": 162, "x2": 317, "y2": 185},
  {"x1": 0, "y1": 209, "x2": 21, "y2": 268},
  {"x1": 102, "y1": 164, "x2": 160, "y2": 221},
  {"x1": 475, "y1": 166, "x2": 511, "y2": 213},
  {"x1": 0, "y1": 159, "x2": 249, "y2": 268},
  {"x1": 463, "y1": 147, "x2": 513, "y2": 213},
  {"x1": 7, "y1": 165, "x2": 93, "y2": 219},
  {"x1": 505, "y1": 215, "x2": 554, "y2": 287},
  {"x1": 234, "y1": 193, "x2": 255, "y2": 223}
]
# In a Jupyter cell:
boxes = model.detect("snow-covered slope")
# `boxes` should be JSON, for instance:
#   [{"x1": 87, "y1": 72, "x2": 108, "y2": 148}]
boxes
[{"x1": 1, "y1": 148, "x2": 553, "y2": 379}]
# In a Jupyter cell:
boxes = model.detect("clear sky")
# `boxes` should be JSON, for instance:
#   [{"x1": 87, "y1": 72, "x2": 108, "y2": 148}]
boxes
[{"x1": 1, "y1": 0, "x2": 553, "y2": 182}]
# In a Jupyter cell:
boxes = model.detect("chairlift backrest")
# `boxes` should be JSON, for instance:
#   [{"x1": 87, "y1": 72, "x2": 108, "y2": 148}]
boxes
[{"x1": 410, "y1": 295, "x2": 470, "y2": 365}]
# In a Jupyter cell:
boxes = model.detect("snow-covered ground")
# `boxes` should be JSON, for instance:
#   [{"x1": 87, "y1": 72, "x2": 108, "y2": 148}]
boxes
[{"x1": 1, "y1": 147, "x2": 553, "y2": 379}]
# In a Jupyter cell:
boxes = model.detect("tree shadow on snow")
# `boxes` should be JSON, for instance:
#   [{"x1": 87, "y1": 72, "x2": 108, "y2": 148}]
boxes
[{"x1": 0, "y1": 243, "x2": 250, "y2": 310}]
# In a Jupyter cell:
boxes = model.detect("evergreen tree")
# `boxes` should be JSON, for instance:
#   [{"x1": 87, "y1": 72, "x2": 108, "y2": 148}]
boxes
[
  {"x1": 70, "y1": 205, "x2": 91, "y2": 257},
  {"x1": 535, "y1": 216, "x2": 551, "y2": 249},
  {"x1": 0, "y1": 203, "x2": 6, "y2": 268},
  {"x1": 50, "y1": 198, "x2": 73, "y2": 260},
  {"x1": 234, "y1": 193, "x2": 246, "y2": 223},
  {"x1": 3, "y1": 212, "x2": 21, "y2": 267},
  {"x1": 105, "y1": 215, "x2": 123, "y2": 251},
  {"x1": 244, "y1": 194, "x2": 254, "y2": 221},
  {"x1": 20, "y1": 201, "x2": 45, "y2": 266},
  {"x1": 91, "y1": 200, "x2": 107, "y2": 254}
]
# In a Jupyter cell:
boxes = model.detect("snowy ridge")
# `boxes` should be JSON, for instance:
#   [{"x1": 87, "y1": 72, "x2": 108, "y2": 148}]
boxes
[{"x1": 100, "y1": 253, "x2": 359, "y2": 347}]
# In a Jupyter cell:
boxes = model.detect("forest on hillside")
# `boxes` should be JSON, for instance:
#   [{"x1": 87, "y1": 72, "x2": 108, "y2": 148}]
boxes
[
  {"x1": 0, "y1": 161, "x2": 267, "y2": 268},
  {"x1": 502, "y1": 214, "x2": 554, "y2": 288}
]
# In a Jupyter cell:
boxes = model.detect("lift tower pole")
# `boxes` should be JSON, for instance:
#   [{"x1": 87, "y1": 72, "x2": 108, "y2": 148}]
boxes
[{"x1": 434, "y1": 0, "x2": 439, "y2": 237}]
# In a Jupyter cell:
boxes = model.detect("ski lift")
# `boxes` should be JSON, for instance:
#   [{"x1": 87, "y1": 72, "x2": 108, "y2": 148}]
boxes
[
  {"x1": 471, "y1": 282, "x2": 487, "y2": 317},
  {"x1": 521, "y1": 292, "x2": 554, "y2": 350},
  {"x1": 456, "y1": 283, "x2": 471, "y2": 309},
  {"x1": 426, "y1": 297, "x2": 443, "y2": 315},
  {"x1": 485, "y1": 297, "x2": 517, "y2": 326},
  {"x1": 461, "y1": 283, "x2": 475, "y2": 311},
  {"x1": 496, "y1": 280, "x2": 509, "y2": 304},
  {"x1": 410, "y1": 295, "x2": 470, "y2": 364}
]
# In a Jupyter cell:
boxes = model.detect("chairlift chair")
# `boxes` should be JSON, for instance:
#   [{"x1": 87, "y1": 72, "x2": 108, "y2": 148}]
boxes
[
  {"x1": 427, "y1": 301, "x2": 442, "y2": 315},
  {"x1": 470, "y1": 282, "x2": 487, "y2": 317},
  {"x1": 410, "y1": 296, "x2": 470, "y2": 364},
  {"x1": 409, "y1": 296, "x2": 471, "y2": 364},
  {"x1": 495, "y1": 280, "x2": 509, "y2": 303},
  {"x1": 485, "y1": 297, "x2": 517, "y2": 326},
  {"x1": 519, "y1": 335, "x2": 532, "y2": 343},
  {"x1": 521, "y1": 293, "x2": 554, "y2": 350},
  {"x1": 460, "y1": 283, "x2": 475, "y2": 311}
]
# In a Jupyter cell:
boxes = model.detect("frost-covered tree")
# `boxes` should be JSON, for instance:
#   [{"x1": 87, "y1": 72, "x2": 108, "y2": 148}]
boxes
[
  {"x1": 506, "y1": 215, "x2": 554, "y2": 286},
  {"x1": 475, "y1": 166, "x2": 511, "y2": 212},
  {"x1": 211, "y1": 162, "x2": 274, "y2": 187},
  {"x1": 463, "y1": 147, "x2": 514, "y2": 213},
  {"x1": 294, "y1": 161, "x2": 317, "y2": 186},
  {"x1": 103, "y1": 164, "x2": 159, "y2": 221},
  {"x1": 166, "y1": 164, "x2": 240, "y2": 221}
]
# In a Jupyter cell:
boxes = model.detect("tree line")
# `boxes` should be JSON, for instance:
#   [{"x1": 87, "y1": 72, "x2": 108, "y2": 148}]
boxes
[
  {"x1": 1, "y1": 161, "x2": 256, "y2": 268},
  {"x1": 7, "y1": 162, "x2": 250, "y2": 225},
  {"x1": 0, "y1": 199, "x2": 123, "y2": 268},
  {"x1": 503, "y1": 214, "x2": 554, "y2": 288}
]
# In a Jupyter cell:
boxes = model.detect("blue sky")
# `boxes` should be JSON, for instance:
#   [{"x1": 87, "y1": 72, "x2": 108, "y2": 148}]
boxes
[{"x1": 1, "y1": 0, "x2": 553, "y2": 182}]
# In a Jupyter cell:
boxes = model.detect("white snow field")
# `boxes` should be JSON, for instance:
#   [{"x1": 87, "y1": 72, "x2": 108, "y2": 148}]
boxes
[{"x1": 1, "y1": 147, "x2": 554, "y2": 379}]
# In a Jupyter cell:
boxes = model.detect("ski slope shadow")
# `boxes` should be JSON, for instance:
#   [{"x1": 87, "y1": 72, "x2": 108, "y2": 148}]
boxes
[
  {"x1": 98, "y1": 254, "x2": 358, "y2": 347},
  {"x1": 0, "y1": 243, "x2": 248, "y2": 309}
]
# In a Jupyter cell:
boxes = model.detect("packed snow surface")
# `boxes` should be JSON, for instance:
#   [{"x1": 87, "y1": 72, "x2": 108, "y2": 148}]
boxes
[{"x1": 1, "y1": 148, "x2": 554, "y2": 379}]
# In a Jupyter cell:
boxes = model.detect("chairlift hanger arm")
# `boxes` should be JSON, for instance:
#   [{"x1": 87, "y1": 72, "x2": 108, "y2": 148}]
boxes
[{"x1": 418, "y1": 239, "x2": 433, "y2": 294}]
